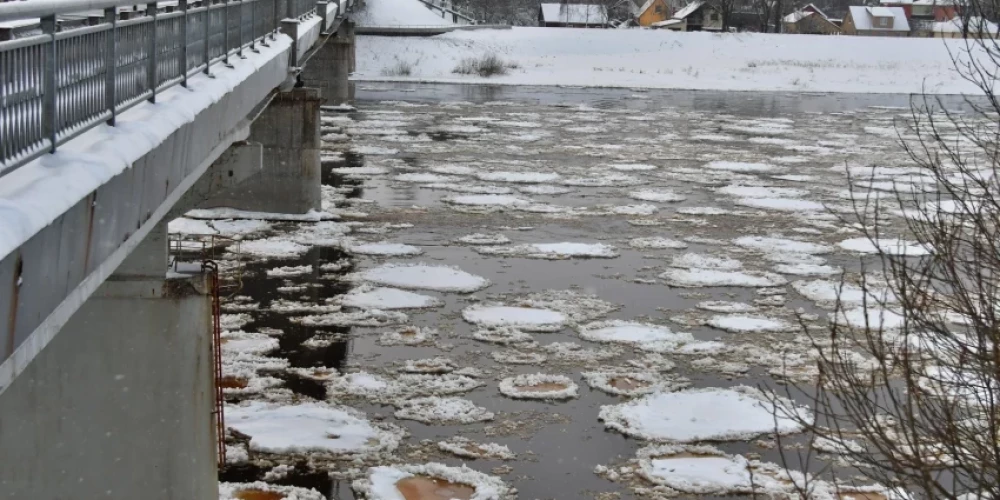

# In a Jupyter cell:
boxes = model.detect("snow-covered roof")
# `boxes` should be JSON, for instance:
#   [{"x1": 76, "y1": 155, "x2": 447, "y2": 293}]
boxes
[
  {"x1": 539, "y1": 3, "x2": 609, "y2": 25},
  {"x1": 672, "y1": 1, "x2": 704, "y2": 20},
  {"x1": 933, "y1": 16, "x2": 998, "y2": 34},
  {"x1": 783, "y1": 10, "x2": 811, "y2": 23},
  {"x1": 801, "y1": 3, "x2": 829, "y2": 18},
  {"x1": 848, "y1": 6, "x2": 910, "y2": 31},
  {"x1": 651, "y1": 18, "x2": 684, "y2": 26},
  {"x1": 880, "y1": 0, "x2": 962, "y2": 6}
]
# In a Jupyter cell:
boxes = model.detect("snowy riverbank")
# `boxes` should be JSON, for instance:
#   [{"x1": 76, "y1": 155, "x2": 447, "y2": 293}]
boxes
[{"x1": 356, "y1": 27, "x2": 990, "y2": 94}]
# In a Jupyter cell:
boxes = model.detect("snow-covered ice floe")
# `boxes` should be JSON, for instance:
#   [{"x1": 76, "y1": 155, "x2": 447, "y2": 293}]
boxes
[
  {"x1": 340, "y1": 285, "x2": 443, "y2": 310},
  {"x1": 399, "y1": 357, "x2": 456, "y2": 374},
  {"x1": 660, "y1": 268, "x2": 787, "y2": 288},
  {"x1": 627, "y1": 189, "x2": 686, "y2": 202},
  {"x1": 462, "y1": 305, "x2": 568, "y2": 333},
  {"x1": 733, "y1": 235, "x2": 833, "y2": 255},
  {"x1": 220, "y1": 481, "x2": 325, "y2": 500},
  {"x1": 599, "y1": 386, "x2": 808, "y2": 442},
  {"x1": 455, "y1": 233, "x2": 511, "y2": 245},
  {"x1": 394, "y1": 397, "x2": 495, "y2": 424},
  {"x1": 475, "y1": 242, "x2": 618, "y2": 260},
  {"x1": 498, "y1": 373, "x2": 579, "y2": 400},
  {"x1": 327, "y1": 372, "x2": 484, "y2": 402},
  {"x1": 225, "y1": 401, "x2": 404, "y2": 458},
  {"x1": 838, "y1": 237, "x2": 931, "y2": 256},
  {"x1": 578, "y1": 320, "x2": 694, "y2": 350},
  {"x1": 352, "y1": 463, "x2": 512, "y2": 500},
  {"x1": 378, "y1": 326, "x2": 437, "y2": 346},
  {"x1": 705, "y1": 314, "x2": 794, "y2": 333},
  {"x1": 350, "y1": 241, "x2": 424, "y2": 257},
  {"x1": 349, "y1": 263, "x2": 491, "y2": 293},
  {"x1": 627, "y1": 237, "x2": 688, "y2": 250},
  {"x1": 470, "y1": 326, "x2": 537, "y2": 346},
  {"x1": 582, "y1": 371, "x2": 690, "y2": 397},
  {"x1": 437, "y1": 437, "x2": 516, "y2": 460}
]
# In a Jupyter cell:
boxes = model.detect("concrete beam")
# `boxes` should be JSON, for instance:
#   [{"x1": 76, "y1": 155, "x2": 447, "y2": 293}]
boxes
[
  {"x1": 198, "y1": 88, "x2": 323, "y2": 214},
  {"x1": 301, "y1": 21, "x2": 354, "y2": 105},
  {"x1": 0, "y1": 273, "x2": 217, "y2": 499}
]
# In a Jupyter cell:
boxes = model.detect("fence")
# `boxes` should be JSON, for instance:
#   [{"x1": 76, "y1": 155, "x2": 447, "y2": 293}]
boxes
[{"x1": 0, "y1": 0, "x2": 320, "y2": 177}]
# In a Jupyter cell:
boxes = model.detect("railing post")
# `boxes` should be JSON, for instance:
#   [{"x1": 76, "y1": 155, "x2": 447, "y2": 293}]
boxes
[
  {"x1": 105, "y1": 7, "x2": 117, "y2": 125},
  {"x1": 237, "y1": 0, "x2": 244, "y2": 58},
  {"x1": 41, "y1": 15, "x2": 57, "y2": 153},
  {"x1": 222, "y1": 0, "x2": 229, "y2": 65},
  {"x1": 180, "y1": 0, "x2": 188, "y2": 87},
  {"x1": 203, "y1": 0, "x2": 211, "y2": 75},
  {"x1": 147, "y1": 2, "x2": 157, "y2": 102},
  {"x1": 318, "y1": 1, "x2": 327, "y2": 32},
  {"x1": 250, "y1": 0, "x2": 257, "y2": 51}
]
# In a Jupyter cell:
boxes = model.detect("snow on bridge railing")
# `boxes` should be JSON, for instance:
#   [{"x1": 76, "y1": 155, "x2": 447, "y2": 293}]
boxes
[{"x1": 0, "y1": 0, "x2": 324, "y2": 178}]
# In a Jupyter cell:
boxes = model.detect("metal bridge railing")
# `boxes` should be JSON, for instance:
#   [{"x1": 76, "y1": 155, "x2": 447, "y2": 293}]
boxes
[{"x1": 0, "y1": 0, "x2": 321, "y2": 177}]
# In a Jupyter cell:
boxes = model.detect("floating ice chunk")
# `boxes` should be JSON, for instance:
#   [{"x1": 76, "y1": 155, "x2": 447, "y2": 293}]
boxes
[
  {"x1": 517, "y1": 184, "x2": 574, "y2": 195},
  {"x1": 168, "y1": 217, "x2": 216, "y2": 235},
  {"x1": 238, "y1": 238, "x2": 310, "y2": 258},
  {"x1": 394, "y1": 397, "x2": 494, "y2": 424},
  {"x1": 628, "y1": 237, "x2": 688, "y2": 250},
  {"x1": 269, "y1": 299, "x2": 340, "y2": 314},
  {"x1": 463, "y1": 305, "x2": 568, "y2": 333},
  {"x1": 628, "y1": 189, "x2": 687, "y2": 203},
  {"x1": 706, "y1": 315, "x2": 793, "y2": 333},
  {"x1": 678, "y1": 207, "x2": 730, "y2": 216},
  {"x1": 634, "y1": 445, "x2": 753, "y2": 495},
  {"x1": 498, "y1": 374, "x2": 579, "y2": 400},
  {"x1": 220, "y1": 482, "x2": 325, "y2": 500},
  {"x1": 341, "y1": 286, "x2": 442, "y2": 310},
  {"x1": 696, "y1": 301, "x2": 756, "y2": 313},
  {"x1": 705, "y1": 161, "x2": 781, "y2": 173},
  {"x1": 350, "y1": 242, "x2": 423, "y2": 257},
  {"x1": 611, "y1": 163, "x2": 658, "y2": 171},
  {"x1": 293, "y1": 309, "x2": 408, "y2": 327},
  {"x1": 265, "y1": 265, "x2": 313, "y2": 278},
  {"x1": 353, "y1": 145, "x2": 399, "y2": 155},
  {"x1": 443, "y1": 194, "x2": 531, "y2": 207},
  {"x1": 476, "y1": 171, "x2": 560, "y2": 183},
  {"x1": 671, "y1": 253, "x2": 742, "y2": 270},
  {"x1": 764, "y1": 252, "x2": 828, "y2": 265},
  {"x1": 608, "y1": 204, "x2": 658, "y2": 216},
  {"x1": 427, "y1": 164, "x2": 478, "y2": 176},
  {"x1": 470, "y1": 327, "x2": 536, "y2": 345},
  {"x1": 437, "y1": 437, "x2": 515, "y2": 460},
  {"x1": 774, "y1": 263, "x2": 841, "y2": 276},
  {"x1": 226, "y1": 401, "x2": 403, "y2": 457},
  {"x1": 838, "y1": 237, "x2": 931, "y2": 256},
  {"x1": 791, "y1": 279, "x2": 896, "y2": 307},
  {"x1": 327, "y1": 371, "x2": 393, "y2": 398},
  {"x1": 351, "y1": 263, "x2": 491, "y2": 293},
  {"x1": 289, "y1": 221, "x2": 353, "y2": 247},
  {"x1": 491, "y1": 350, "x2": 547, "y2": 364},
  {"x1": 582, "y1": 371, "x2": 689, "y2": 397},
  {"x1": 475, "y1": 242, "x2": 618, "y2": 260},
  {"x1": 379, "y1": 326, "x2": 437, "y2": 346},
  {"x1": 716, "y1": 184, "x2": 808, "y2": 199},
  {"x1": 734, "y1": 236, "x2": 832, "y2": 255},
  {"x1": 353, "y1": 463, "x2": 510, "y2": 500},
  {"x1": 517, "y1": 289, "x2": 620, "y2": 323},
  {"x1": 211, "y1": 219, "x2": 272, "y2": 237},
  {"x1": 400, "y1": 357, "x2": 455, "y2": 374},
  {"x1": 542, "y1": 341, "x2": 621, "y2": 362},
  {"x1": 455, "y1": 233, "x2": 511, "y2": 245},
  {"x1": 599, "y1": 387, "x2": 807, "y2": 442},
  {"x1": 331, "y1": 165, "x2": 390, "y2": 176},
  {"x1": 831, "y1": 307, "x2": 906, "y2": 330},
  {"x1": 559, "y1": 173, "x2": 642, "y2": 187},
  {"x1": 222, "y1": 331, "x2": 278, "y2": 355},
  {"x1": 424, "y1": 183, "x2": 516, "y2": 195},
  {"x1": 736, "y1": 198, "x2": 826, "y2": 211},
  {"x1": 579, "y1": 320, "x2": 693, "y2": 348},
  {"x1": 660, "y1": 268, "x2": 787, "y2": 288}
]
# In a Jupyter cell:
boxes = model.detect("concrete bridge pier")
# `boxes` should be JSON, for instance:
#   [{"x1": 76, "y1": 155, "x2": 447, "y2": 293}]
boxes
[
  {"x1": 302, "y1": 21, "x2": 356, "y2": 105},
  {"x1": 197, "y1": 87, "x2": 324, "y2": 214},
  {"x1": 0, "y1": 222, "x2": 218, "y2": 499}
]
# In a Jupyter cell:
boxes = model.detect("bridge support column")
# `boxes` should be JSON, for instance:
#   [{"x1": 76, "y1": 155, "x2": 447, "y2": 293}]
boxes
[
  {"x1": 0, "y1": 224, "x2": 217, "y2": 499},
  {"x1": 197, "y1": 88, "x2": 323, "y2": 214},
  {"x1": 301, "y1": 21, "x2": 355, "y2": 105}
]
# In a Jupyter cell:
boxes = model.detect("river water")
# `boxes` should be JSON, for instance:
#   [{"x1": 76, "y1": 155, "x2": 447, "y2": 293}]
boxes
[{"x1": 205, "y1": 83, "x2": 951, "y2": 500}]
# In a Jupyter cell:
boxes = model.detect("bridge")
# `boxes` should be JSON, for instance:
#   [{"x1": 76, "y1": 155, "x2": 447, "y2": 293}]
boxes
[{"x1": 0, "y1": 0, "x2": 361, "y2": 496}]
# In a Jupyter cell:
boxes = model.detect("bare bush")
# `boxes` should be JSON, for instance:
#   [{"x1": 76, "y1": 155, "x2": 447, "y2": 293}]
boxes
[
  {"x1": 452, "y1": 53, "x2": 518, "y2": 77},
  {"x1": 767, "y1": 0, "x2": 1000, "y2": 497},
  {"x1": 382, "y1": 60, "x2": 414, "y2": 77}
]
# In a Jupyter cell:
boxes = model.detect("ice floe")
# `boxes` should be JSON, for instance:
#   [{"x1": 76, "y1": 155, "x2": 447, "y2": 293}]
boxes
[
  {"x1": 437, "y1": 437, "x2": 515, "y2": 460},
  {"x1": 579, "y1": 320, "x2": 693, "y2": 349},
  {"x1": 455, "y1": 233, "x2": 511, "y2": 245},
  {"x1": 220, "y1": 482, "x2": 325, "y2": 500},
  {"x1": 627, "y1": 237, "x2": 688, "y2": 250},
  {"x1": 340, "y1": 286, "x2": 443, "y2": 310},
  {"x1": 599, "y1": 387, "x2": 807, "y2": 442},
  {"x1": 394, "y1": 397, "x2": 495, "y2": 424},
  {"x1": 470, "y1": 327, "x2": 537, "y2": 346},
  {"x1": 462, "y1": 305, "x2": 568, "y2": 333},
  {"x1": 378, "y1": 327, "x2": 437, "y2": 346},
  {"x1": 476, "y1": 171, "x2": 560, "y2": 183},
  {"x1": 706, "y1": 315, "x2": 794, "y2": 333},
  {"x1": 705, "y1": 161, "x2": 781, "y2": 173},
  {"x1": 400, "y1": 357, "x2": 456, "y2": 374},
  {"x1": 660, "y1": 268, "x2": 787, "y2": 288},
  {"x1": 838, "y1": 237, "x2": 931, "y2": 256},
  {"x1": 443, "y1": 194, "x2": 530, "y2": 207},
  {"x1": 238, "y1": 238, "x2": 311, "y2": 259},
  {"x1": 696, "y1": 301, "x2": 756, "y2": 313},
  {"x1": 733, "y1": 235, "x2": 832, "y2": 255},
  {"x1": 475, "y1": 242, "x2": 618, "y2": 260},
  {"x1": 627, "y1": 189, "x2": 687, "y2": 203},
  {"x1": 671, "y1": 253, "x2": 742, "y2": 270},
  {"x1": 582, "y1": 371, "x2": 690, "y2": 397},
  {"x1": 498, "y1": 373, "x2": 579, "y2": 400},
  {"x1": 491, "y1": 350, "x2": 547, "y2": 364},
  {"x1": 353, "y1": 463, "x2": 511, "y2": 500},
  {"x1": 350, "y1": 242, "x2": 424, "y2": 257},
  {"x1": 351, "y1": 263, "x2": 491, "y2": 293},
  {"x1": 293, "y1": 309, "x2": 408, "y2": 327}
]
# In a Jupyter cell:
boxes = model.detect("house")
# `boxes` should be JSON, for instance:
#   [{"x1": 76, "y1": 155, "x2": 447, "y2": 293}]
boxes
[
  {"x1": 842, "y1": 6, "x2": 910, "y2": 36},
  {"x1": 636, "y1": 0, "x2": 674, "y2": 26},
  {"x1": 932, "y1": 16, "x2": 999, "y2": 38},
  {"x1": 651, "y1": 1, "x2": 723, "y2": 31},
  {"x1": 879, "y1": 0, "x2": 961, "y2": 21},
  {"x1": 538, "y1": 3, "x2": 610, "y2": 27},
  {"x1": 782, "y1": 3, "x2": 841, "y2": 34}
]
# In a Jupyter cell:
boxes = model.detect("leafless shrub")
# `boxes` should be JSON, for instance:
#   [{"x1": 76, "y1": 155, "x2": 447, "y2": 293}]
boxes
[
  {"x1": 382, "y1": 60, "x2": 414, "y2": 77},
  {"x1": 767, "y1": 1, "x2": 1000, "y2": 497},
  {"x1": 453, "y1": 53, "x2": 518, "y2": 77}
]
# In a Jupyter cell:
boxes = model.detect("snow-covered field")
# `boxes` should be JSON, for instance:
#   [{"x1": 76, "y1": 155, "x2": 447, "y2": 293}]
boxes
[
  {"x1": 355, "y1": 0, "x2": 456, "y2": 27},
  {"x1": 357, "y1": 27, "x2": 988, "y2": 94},
  {"x1": 188, "y1": 87, "x2": 936, "y2": 498}
]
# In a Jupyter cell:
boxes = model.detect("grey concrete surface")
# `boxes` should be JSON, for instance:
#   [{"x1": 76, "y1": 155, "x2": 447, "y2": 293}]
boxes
[
  {"x1": 0, "y1": 273, "x2": 216, "y2": 500},
  {"x1": 199, "y1": 88, "x2": 323, "y2": 214},
  {"x1": 302, "y1": 21, "x2": 355, "y2": 104}
]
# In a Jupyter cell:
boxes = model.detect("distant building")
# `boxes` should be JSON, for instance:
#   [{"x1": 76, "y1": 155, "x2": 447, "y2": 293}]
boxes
[
  {"x1": 879, "y1": 0, "x2": 961, "y2": 22},
  {"x1": 932, "y1": 16, "x2": 999, "y2": 38},
  {"x1": 651, "y1": 1, "x2": 723, "y2": 31},
  {"x1": 842, "y1": 6, "x2": 910, "y2": 36},
  {"x1": 538, "y1": 3, "x2": 610, "y2": 27},
  {"x1": 783, "y1": 3, "x2": 842, "y2": 34},
  {"x1": 636, "y1": 0, "x2": 674, "y2": 26}
]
